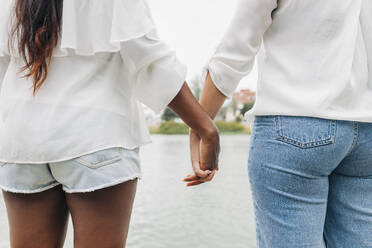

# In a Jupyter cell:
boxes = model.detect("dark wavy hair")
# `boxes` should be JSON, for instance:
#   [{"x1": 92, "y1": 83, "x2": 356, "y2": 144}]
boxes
[{"x1": 10, "y1": 0, "x2": 63, "y2": 94}]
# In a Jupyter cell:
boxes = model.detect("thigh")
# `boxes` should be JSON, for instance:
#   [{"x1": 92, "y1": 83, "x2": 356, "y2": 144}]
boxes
[
  {"x1": 248, "y1": 157, "x2": 329, "y2": 248},
  {"x1": 325, "y1": 173, "x2": 372, "y2": 248},
  {"x1": 325, "y1": 123, "x2": 372, "y2": 247},
  {"x1": 247, "y1": 116, "x2": 348, "y2": 248},
  {"x1": 65, "y1": 180, "x2": 137, "y2": 248},
  {"x1": 2, "y1": 185, "x2": 69, "y2": 248}
]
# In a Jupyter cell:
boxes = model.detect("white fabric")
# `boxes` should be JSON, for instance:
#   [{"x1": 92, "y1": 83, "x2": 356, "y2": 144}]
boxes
[
  {"x1": 0, "y1": 0, "x2": 12, "y2": 57},
  {"x1": 204, "y1": 0, "x2": 372, "y2": 123},
  {"x1": 0, "y1": 0, "x2": 186, "y2": 163},
  {"x1": 360, "y1": 0, "x2": 372, "y2": 88},
  {"x1": 56, "y1": 0, "x2": 156, "y2": 56},
  {"x1": 0, "y1": 0, "x2": 156, "y2": 56}
]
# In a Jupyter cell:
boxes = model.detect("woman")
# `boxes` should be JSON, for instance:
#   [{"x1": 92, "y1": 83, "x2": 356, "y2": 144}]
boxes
[
  {"x1": 0, "y1": 0, "x2": 219, "y2": 247},
  {"x1": 185, "y1": 0, "x2": 372, "y2": 247}
]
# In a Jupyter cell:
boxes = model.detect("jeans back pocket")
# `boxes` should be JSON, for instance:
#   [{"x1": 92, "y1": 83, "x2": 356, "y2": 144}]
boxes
[
  {"x1": 74, "y1": 148, "x2": 122, "y2": 169},
  {"x1": 275, "y1": 116, "x2": 336, "y2": 149}
]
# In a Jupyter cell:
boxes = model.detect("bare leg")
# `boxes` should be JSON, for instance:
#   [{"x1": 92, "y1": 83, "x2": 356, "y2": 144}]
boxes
[
  {"x1": 2, "y1": 185, "x2": 69, "y2": 248},
  {"x1": 65, "y1": 180, "x2": 137, "y2": 248}
]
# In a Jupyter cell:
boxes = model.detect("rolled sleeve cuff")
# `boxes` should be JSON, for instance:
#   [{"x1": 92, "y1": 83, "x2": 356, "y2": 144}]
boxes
[{"x1": 202, "y1": 59, "x2": 242, "y2": 98}]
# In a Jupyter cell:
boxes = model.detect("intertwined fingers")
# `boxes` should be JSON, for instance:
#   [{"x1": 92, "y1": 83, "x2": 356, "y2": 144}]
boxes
[{"x1": 186, "y1": 128, "x2": 220, "y2": 187}]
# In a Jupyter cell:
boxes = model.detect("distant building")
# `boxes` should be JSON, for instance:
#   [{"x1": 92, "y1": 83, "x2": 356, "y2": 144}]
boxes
[
  {"x1": 232, "y1": 89, "x2": 256, "y2": 106},
  {"x1": 223, "y1": 89, "x2": 256, "y2": 122}
]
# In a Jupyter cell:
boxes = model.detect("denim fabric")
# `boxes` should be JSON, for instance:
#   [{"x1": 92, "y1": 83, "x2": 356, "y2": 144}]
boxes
[
  {"x1": 0, "y1": 147, "x2": 141, "y2": 193},
  {"x1": 248, "y1": 115, "x2": 372, "y2": 248}
]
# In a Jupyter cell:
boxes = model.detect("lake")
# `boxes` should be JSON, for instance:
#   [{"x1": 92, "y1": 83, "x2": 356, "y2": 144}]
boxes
[{"x1": 0, "y1": 135, "x2": 256, "y2": 248}]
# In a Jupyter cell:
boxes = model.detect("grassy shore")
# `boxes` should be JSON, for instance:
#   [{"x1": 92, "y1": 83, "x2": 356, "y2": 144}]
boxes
[{"x1": 149, "y1": 121, "x2": 251, "y2": 135}]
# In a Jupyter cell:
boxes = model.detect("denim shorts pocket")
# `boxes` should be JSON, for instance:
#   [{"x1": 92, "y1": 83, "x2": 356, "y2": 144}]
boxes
[
  {"x1": 74, "y1": 148, "x2": 122, "y2": 169},
  {"x1": 274, "y1": 116, "x2": 336, "y2": 149}
]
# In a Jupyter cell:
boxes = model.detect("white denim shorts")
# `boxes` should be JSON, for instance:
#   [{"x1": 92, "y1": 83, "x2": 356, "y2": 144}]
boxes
[{"x1": 0, "y1": 147, "x2": 141, "y2": 194}]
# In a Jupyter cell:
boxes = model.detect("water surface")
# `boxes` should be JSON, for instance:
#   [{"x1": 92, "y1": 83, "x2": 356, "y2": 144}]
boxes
[{"x1": 0, "y1": 135, "x2": 256, "y2": 248}]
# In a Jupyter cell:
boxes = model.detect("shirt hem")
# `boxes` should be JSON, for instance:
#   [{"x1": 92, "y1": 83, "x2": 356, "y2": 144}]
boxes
[{"x1": 244, "y1": 109, "x2": 372, "y2": 124}]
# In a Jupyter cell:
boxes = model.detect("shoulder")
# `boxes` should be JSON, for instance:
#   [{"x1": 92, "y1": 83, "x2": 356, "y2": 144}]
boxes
[{"x1": 58, "y1": 0, "x2": 156, "y2": 56}]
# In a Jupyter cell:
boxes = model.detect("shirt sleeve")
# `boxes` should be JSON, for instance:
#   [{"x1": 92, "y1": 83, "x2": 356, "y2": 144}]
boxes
[
  {"x1": 0, "y1": 55, "x2": 10, "y2": 92},
  {"x1": 120, "y1": 30, "x2": 187, "y2": 114},
  {"x1": 204, "y1": 0, "x2": 278, "y2": 97}
]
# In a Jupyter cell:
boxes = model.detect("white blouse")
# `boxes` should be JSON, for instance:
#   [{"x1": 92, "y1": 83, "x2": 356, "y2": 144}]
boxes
[
  {"x1": 0, "y1": 0, "x2": 186, "y2": 163},
  {"x1": 204, "y1": 0, "x2": 372, "y2": 123}
]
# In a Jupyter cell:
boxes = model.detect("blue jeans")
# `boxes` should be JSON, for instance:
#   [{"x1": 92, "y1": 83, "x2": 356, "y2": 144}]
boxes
[{"x1": 248, "y1": 115, "x2": 372, "y2": 248}]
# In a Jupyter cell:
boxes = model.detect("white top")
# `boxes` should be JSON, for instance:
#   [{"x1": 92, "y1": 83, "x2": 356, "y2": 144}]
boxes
[
  {"x1": 0, "y1": 0, "x2": 186, "y2": 163},
  {"x1": 204, "y1": 0, "x2": 372, "y2": 123}
]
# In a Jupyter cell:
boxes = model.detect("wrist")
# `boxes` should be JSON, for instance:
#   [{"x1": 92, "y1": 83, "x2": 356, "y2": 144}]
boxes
[{"x1": 197, "y1": 120, "x2": 219, "y2": 142}]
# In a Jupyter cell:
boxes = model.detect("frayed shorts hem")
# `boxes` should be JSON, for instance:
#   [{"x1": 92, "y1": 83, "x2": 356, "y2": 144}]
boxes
[
  {"x1": 0, "y1": 147, "x2": 142, "y2": 194},
  {"x1": 0, "y1": 174, "x2": 141, "y2": 194},
  {"x1": 0, "y1": 182, "x2": 61, "y2": 194}
]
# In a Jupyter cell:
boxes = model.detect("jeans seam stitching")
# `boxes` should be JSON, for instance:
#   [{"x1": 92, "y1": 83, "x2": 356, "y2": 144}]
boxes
[
  {"x1": 344, "y1": 122, "x2": 358, "y2": 157},
  {"x1": 275, "y1": 116, "x2": 335, "y2": 148}
]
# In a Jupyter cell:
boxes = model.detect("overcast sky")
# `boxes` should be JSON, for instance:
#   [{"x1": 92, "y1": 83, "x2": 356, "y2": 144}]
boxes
[{"x1": 148, "y1": 0, "x2": 258, "y2": 91}]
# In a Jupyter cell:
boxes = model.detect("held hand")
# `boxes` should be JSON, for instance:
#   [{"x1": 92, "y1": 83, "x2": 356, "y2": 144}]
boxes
[
  {"x1": 184, "y1": 128, "x2": 220, "y2": 186},
  {"x1": 200, "y1": 129, "x2": 220, "y2": 172},
  {"x1": 166, "y1": 82, "x2": 222, "y2": 186}
]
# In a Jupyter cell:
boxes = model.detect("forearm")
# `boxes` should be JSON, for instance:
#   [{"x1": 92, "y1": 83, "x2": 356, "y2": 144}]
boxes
[
  {"x1": 199, "y1": 72, "x2": 227, "y2": 119},
  {"x1": 168, "y1": 82, "x2": 218, "y2": 138}
]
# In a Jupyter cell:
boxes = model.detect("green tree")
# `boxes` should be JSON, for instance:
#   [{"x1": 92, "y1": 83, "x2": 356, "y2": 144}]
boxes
[
  {"x1": 156, "y1": 121, "x2": 189, "y2": 134},
  {"x1": 240, "y1": 102, "x2": 254, "y2": 116},
  {"x1": 161, "y1": 108, "x2": 178, "y2": 122},
  {"x1": 235, "y1": 115, "x2": 243, "y2": 123},
  {"x1": 189, "y1": 75, "x2": 202, "y2": 100}
]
